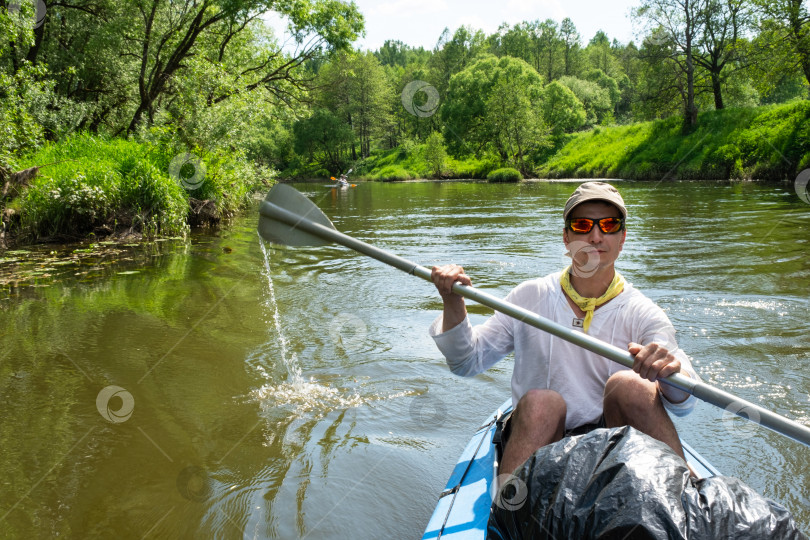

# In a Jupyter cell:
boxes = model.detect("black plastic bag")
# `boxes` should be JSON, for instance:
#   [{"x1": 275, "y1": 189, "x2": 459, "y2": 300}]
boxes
[{"x1": 488, "y1": 426, "x2": 807, "y2": 539}]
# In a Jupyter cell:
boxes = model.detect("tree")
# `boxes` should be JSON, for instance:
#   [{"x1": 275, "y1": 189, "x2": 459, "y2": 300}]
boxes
[
  {"x1": 634, "y1": 0, "x2": 702, "y2": 126},
  {"x1": 586, "y1": 31, "x2": 617, "y2": 75},
  {"x1": 423, "y1": 131, "x2": 447, "y2": 176},
  {"x1": 486, "y1": 72, "x2": 548, "y2": 171},
  {"x1": 532, "y1": 19, "x2": 562, "y2": 81},
  {"x1": 694, "y1": 0, "x2": 752, "y2": 109},
  {"x1": 1, "y1": 0, "x2": 364, "y2": 137},
  {"x1": 293, "y1": 108, "x2": 353, "y2": 173},
  {"x1": 122, "y1": 0, "x2": 364, "y2": 133},
  {"x1": 429, "y1": 26, "x2": 487, "y2": 96},
  {"x1": 317, "y1": 52, "x2": 393, "y2": 159},
  {"x1": 375, "y1": 40, "x2": 430, "y2": 68},
  {"x1": 490, "y1": 22, "x2": 533, "y2": 65},
  {"x1": 558, "y1": 76, "x2": 612, "y2": 126},
  {"x1": 752, "y1": 0, "x2": 810, "y2": 95},
  {"x1": 441, "y1": 55, "x2": 547, "y2": 165},
  {"x1": 560, "y1": 18, "x2": 582, "y2": 76},
  {"x1": 541, "y1": 81, "x2": 587, "y2": 135},
  {"x1": 349, "y1": 52, "x2": 393, "y2": 158}
]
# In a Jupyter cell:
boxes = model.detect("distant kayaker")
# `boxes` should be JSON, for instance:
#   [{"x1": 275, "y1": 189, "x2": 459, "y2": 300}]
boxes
[{"x1": 429, "y1": 182, "x2": 698, "y2": 475}]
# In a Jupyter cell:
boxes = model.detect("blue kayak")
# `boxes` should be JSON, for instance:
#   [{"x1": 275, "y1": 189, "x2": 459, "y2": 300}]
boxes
[{"x1": 421, "y1": 399, "x2": 720, "y2": 540}]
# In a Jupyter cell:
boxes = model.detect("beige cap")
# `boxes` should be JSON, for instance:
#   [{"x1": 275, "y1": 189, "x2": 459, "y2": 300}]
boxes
[{"x1": 563, "y1": 182, "x2": 627, "y2": 220}]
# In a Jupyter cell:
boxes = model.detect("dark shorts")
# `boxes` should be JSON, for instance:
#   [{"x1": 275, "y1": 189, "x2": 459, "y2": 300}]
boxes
[{"x1": 493, "y1": 410, "x2": 606, "y2": 459}]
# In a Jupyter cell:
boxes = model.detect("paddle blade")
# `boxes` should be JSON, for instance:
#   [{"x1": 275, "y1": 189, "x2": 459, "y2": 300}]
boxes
[{"x1": 257, "y1": 183, "x2": 336, "y2": 247}]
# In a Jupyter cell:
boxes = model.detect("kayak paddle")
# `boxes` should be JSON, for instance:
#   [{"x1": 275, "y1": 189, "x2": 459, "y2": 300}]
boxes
[{"x1": 257, "y1": 183, "x2": 810, "y2": 448}]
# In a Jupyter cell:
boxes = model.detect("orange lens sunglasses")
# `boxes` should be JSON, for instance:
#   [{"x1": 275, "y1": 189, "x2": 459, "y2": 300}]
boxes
[{"x1": 565, "y1": 217, "x2": 624, "y2": 234}]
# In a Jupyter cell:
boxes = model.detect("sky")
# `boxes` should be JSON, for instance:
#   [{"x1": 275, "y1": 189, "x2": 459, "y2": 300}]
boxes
[{"x1": 266, "y1": 0, "x2": 643, "y2": 52}]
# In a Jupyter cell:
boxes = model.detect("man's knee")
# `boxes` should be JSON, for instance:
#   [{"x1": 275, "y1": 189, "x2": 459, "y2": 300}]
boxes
[
  {"x1": 603, "y1": 370, "x2": 659, "y2": 418},
  {"x1": 514, "y1": 389, "x2": 566, "y2": 426}
]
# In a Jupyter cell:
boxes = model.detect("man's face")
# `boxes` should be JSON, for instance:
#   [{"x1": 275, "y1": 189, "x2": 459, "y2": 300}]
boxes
[{"x1": 563, "y1": 201, "x2": 626, "y2": 276}]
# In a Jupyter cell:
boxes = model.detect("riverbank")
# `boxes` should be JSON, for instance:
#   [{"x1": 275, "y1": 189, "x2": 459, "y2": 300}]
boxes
[
  {"x1": 3, "y1": 102, "x2": 807, "y2": 250},
  {"x1": 326, "y1": 101, "x2": 809, "y2": 183},
  {"x1": 0, "y1": 133, "x2": 273, "y2": 249},
  {"x1": 538, "y1": 101, "x2": 810, "y2": 181}
]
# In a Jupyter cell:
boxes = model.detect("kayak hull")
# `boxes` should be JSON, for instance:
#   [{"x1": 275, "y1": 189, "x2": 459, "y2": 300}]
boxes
[{"x1": 422, "y1": 399, "x2": 719, "y2": 540}]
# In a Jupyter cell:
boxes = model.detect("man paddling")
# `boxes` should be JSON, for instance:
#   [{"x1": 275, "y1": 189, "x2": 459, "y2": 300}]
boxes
[{"x1": 430, "y1": 182, "x2": 698, "y2": 475}]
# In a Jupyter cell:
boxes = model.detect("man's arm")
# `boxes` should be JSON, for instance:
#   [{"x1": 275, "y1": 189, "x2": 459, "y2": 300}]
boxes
[{"x1": 431, "y1": 264, "x2": 471, "y2": 332}]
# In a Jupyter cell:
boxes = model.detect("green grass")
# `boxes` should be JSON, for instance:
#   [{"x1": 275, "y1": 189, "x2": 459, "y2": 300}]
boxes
[
  {"x1": 340, "y1": 144, "x2": 501, "y2": 181},
  {"x1": 536, "y1": 101, "x2": 810, "y2": 181},
  {"x1": 7, "y1": 132, "x2": 272, "y2": 243},
  {"x1": 283, "y1": 102, "x2": 810, "y2": 183},
  {"x1": 487, "y1": 167, "x2": 523, "y2": 182}
]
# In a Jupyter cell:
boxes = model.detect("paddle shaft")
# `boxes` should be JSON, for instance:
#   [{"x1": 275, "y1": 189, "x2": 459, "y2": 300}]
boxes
[{"x1": 259, "y1": 200, "x2": 810, "y2": 447}]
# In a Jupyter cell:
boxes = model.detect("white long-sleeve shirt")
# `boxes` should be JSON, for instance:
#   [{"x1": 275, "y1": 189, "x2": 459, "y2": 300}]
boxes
[{"x1": 430, "y1": 271, "x2": 698, "y2": 430}]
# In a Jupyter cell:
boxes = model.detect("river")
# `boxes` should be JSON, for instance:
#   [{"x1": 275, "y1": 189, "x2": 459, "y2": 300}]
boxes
[{"x1": 0, "y1": 180, "x2": 808, "y2": 538}]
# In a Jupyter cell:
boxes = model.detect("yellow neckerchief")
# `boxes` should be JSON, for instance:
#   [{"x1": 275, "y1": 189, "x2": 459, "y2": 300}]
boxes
[{"x1": 560, "y1": 266, "x2": 625, "y2": 333}]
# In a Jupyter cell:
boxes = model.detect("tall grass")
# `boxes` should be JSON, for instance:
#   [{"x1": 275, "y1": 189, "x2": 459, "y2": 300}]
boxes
[
  {"x1": 10, "y1": 132, "x2": 271, "y2": 242},
  {"x1": 347, "y1": 143, "x2": 500, "y2": 181},
  {"x1": 536, "y1": 101, "x2": 810, "y2": 181}
]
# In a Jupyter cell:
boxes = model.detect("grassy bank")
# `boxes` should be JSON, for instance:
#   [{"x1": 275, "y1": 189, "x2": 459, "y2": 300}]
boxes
[
  {"x1": 326, "y1": 101, "x2": 809, "y2": 182},
  {"x1": 537, "y1": 101, "x2": 810, "y2": 181},
  {"x1": 1, "y1": 133, "x2": 273, "y2": 247},
  {"x1": 339, "y1": 145, "x2": 499, "y2": 181}
]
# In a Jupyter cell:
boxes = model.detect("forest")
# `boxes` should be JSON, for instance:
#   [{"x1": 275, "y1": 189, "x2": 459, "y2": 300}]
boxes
[{"x1": 1, "y1": 0, "x2": 809, "y2": 243}]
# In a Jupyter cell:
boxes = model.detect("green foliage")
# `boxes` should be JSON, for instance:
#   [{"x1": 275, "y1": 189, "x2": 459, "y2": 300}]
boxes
[
  {"x1": 348, "y1": 143, "x2": 499, "y2": 180},
  {"x1": 11, "y1": 132, "x2": 269, "y2": 241},
  {"x1": 423, "y1": 132, "x2": 447, "y2": 176},
  {"x1": 442, "y1": 54, "x2": 546, "y2": 166},
  {"x1": 558, "y1": 76, "x2": 612, "y2": 126},
  {"x1": 0, "y1": 63, "x2": 48, "y2": 167},
  {"x1": 536, "y1": 101, "x2": 810, "y2": 181},
  {"x1": 369, "y1": 165, "x2": 414, "y2": 181},
  {"x1": 293, "y1": 108, "x2": 355, "y2": 174},
  {"x1": 541, "y1": 81, "x2": 587, "y2": 135},
  {"x1": 487, "y1": 167, "x2": 523, "y2": 182},
  {"x1": 317, "y1": 51, "x2": 393, "y2": 158}
]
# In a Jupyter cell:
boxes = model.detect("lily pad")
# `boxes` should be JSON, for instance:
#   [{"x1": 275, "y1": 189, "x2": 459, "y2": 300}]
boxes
[{"x1": 117, "y1": 270, "x2": 140, "y2": 275}]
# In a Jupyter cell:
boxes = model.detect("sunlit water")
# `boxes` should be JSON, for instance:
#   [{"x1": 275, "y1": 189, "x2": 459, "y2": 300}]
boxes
[{"x1": 0, "y1": 180, "x2": 808, "y2": 538}]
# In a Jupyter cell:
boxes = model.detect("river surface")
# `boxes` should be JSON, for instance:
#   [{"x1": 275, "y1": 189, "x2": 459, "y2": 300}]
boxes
[{"x1": 1, "y1": 180, "x2": 808, "y2": 538}]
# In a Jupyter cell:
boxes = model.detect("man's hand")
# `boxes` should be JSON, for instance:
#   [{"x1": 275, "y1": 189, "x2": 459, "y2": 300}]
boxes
[
  {"x1": 628, "y1": 342, "x2": 689, "y2": 403},
  {"x1": 431, "y1": 264, "x2": 471, "y2": 332},
  {"x1": 431, "y1": 264, "x2": 472, "y2": 298}
]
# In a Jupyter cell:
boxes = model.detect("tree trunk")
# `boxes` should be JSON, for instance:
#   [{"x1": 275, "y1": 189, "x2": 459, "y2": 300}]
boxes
[
  {"x1": 711, "y1": 71, "x2": 724, "y2": 109},
  {"x1": 25, "y1": 20, "x2": 45, "y2": 65},
  {"x1": 685, "y1": 0, "x2": 698, "y2": 127},
  {"x1": 801, "y1": 53, "x2": 810, "y2": 96}
]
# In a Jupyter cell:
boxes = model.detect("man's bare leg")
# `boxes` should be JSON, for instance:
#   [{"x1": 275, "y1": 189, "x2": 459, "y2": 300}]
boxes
[
  {"x1": 602, "y1": 370, "x2": 685, "y2": 460},
  {"x1": 500, "y1": 389, "x2": 567, "y2": 475}
]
